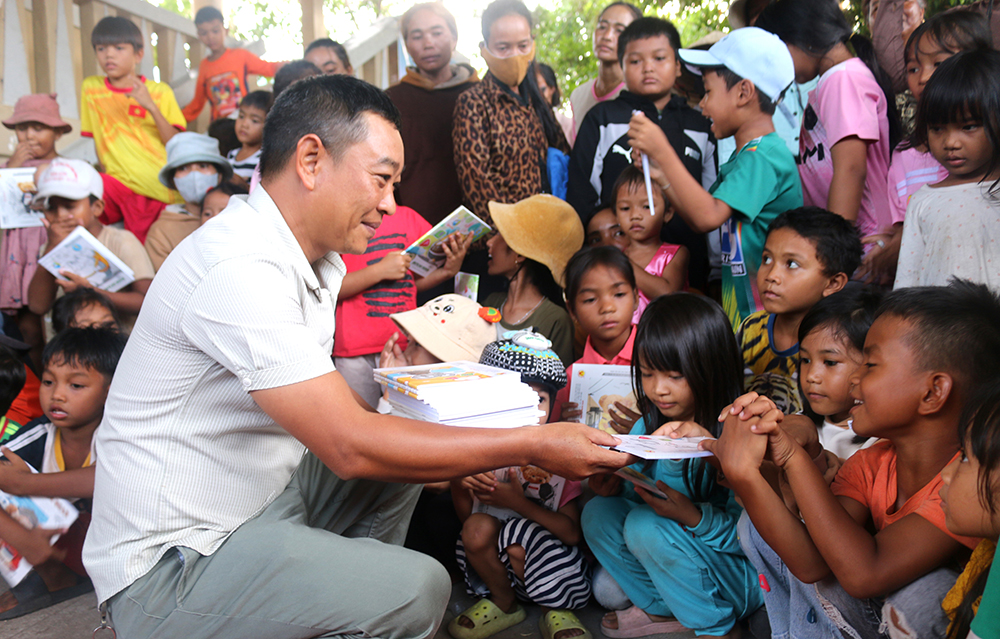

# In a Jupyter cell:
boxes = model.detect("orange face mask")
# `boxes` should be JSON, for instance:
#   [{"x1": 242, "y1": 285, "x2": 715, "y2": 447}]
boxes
[{"x1": 480, "y1": 41, "x2": 536, "y2": 88}]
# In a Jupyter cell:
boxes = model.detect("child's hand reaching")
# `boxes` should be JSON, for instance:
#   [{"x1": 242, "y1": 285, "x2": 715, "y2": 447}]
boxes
[
  {"x1": 700, "y1": 412, "x2": 769, "y2": 486},
  {"x1": 0, "y1": 447, "x2": 32, "y2": 495},
  {"x1": 379, "y1": 332, "x2": 408, "y2": 369},
  {"x1": 474, "y1": 474, "x2": 525, "y2": 509},
  {"x1": 589, "y1": 472, "x2": 622, "y2": 497},
  {"x1": 635, "y1": 480, "x2": 702, "y2": 528},
  {"x1": 460, "y1": 471, "x2": 498, "y2": 494},
  {"x1": 560, "y1": 401, "x2": 582, "y2": 423},
  {"x1": 651, "y1": 421, "x2": 713, "y2": 439},
  {"x1": 608, "y1": 402, "x2": 641, "y2": 434},
  {"x1": 376, "y1": 251, "x2": 414, "y2": 282}
]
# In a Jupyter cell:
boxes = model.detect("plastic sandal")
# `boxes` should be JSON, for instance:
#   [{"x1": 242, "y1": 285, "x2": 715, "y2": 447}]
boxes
[
  {"x1": 600, "y1": 605, "x2": 689, "y2": 638},
  {"x1": 447, "y1": 598, "x2": 527, "y2": 639},
  {"x1": 540, "y1": 609, "x2": 593, "y2": 639}
]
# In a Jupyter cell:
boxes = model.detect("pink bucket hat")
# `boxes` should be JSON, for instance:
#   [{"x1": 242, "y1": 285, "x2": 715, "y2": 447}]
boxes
[{"x1": 2, "y1": 94, "x2": 72, "y2": 133}]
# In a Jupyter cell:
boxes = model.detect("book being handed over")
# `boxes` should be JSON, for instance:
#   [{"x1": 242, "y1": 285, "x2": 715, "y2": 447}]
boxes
[
  {"x1": 38, "y1": 226, "x2": 135, "y2": 292},
  {"x1": 405, "y1": 206, "x2": 491, "y2": 277}
]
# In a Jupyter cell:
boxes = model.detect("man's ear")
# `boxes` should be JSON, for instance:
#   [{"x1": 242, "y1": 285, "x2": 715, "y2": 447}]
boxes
[
  {"x1": 822, "y1": 272, "x2": 849, "y2": 297},
  {"x1": 294, "y1": 134, "x2": 325, "y2": 191},
  {"x1": 918, "y1": 371, "x2": 954, "y2": 416}
]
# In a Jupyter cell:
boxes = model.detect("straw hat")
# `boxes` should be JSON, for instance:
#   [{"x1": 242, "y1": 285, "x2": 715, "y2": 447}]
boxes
[{"x1": 488, "y1": 194, "x2": 583, "y2": 287}]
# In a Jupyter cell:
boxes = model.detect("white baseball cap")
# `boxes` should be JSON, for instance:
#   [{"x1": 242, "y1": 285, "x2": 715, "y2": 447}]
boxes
[
  {"x1": 678, "y1": 27, "x2": 794, "y2": 103},
  {"x1": 32, "y1": 158, "x2": 104, "y2": 209}
]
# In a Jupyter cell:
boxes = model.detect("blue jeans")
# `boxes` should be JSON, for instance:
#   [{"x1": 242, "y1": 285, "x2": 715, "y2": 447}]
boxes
[{"x1": 738, "y1": 511, "x2": 958, "y2": 639}]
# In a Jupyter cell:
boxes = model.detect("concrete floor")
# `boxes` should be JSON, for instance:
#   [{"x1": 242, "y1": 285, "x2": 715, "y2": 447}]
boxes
[{"x1": 0, "y1": 581, "x2": 699, "y2": 639}]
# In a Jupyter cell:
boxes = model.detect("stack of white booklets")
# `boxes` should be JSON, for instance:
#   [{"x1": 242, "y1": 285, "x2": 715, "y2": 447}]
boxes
[{"x1": 374, "y1": 361, "x2": 544, "y2": 427}]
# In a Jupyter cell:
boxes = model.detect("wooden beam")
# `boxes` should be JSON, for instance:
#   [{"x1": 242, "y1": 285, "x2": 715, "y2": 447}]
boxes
[
  {"x1": 32, "y1": 0, "x2": 59, "y2": 94},
  {"x1": 156, "y1": 25, "x2": 175, "y2": 86}
]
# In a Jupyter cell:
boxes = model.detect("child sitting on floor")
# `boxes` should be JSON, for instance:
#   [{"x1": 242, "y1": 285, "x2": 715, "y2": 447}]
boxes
[
  {"x1": 707, "y1": 279, "x2": 1000, "y2": 638},
  {"x1": 145, "y1": 132, "x2": 233, "y2": 271},
  {"x1": 228, "y1": 91, "x2": 273, "y2": 184},
  {"x1": 0, "y1": 327, "x2": 126, "y2": 620},
  {"x1": 450, "y1": 331, "x2": 591, "y2": 639},
  {"x1": 27, "y1": 159, "x2": 155, "y2": 332},
  {"x1": 51, "y1": 289, "x2": 122, "y2": 334},
  {"x1": 736, "y1": 207, "x2": 860, "y2": 415},
  {"x1": 613, "y1": 166, "x2": 687, "y2": 324},
  {"x1": 583, "y1": 294, "x2": 761, "y2": 639}
]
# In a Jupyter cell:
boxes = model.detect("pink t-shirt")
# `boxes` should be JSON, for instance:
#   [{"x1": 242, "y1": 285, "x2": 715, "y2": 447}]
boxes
[
  {"x1": 799, "y1": 58, "x2": 892, "y2": 240},
  {"x1": 886, "y1": 146, "x2": 948, "y2": 225},
  {"x1": 633, "y1": 243, "x2": 682, "y2": 324},
  {"x1": 333, "y1": 206, "x2": 431, "y2": 358},
  {"x1": 551, "y1": 326, "x2": 636, "y2": 423}
]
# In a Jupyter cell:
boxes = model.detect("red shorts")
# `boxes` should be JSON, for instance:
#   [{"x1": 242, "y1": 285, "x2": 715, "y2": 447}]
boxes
[{"x1": 99, "y1": 174, "x2": 167, "y2": 244}]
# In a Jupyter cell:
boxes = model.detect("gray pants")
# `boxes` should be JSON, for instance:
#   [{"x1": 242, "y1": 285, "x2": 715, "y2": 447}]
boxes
[{"x1": 107, "y1": 453, "x2": 450, "y2": 639}]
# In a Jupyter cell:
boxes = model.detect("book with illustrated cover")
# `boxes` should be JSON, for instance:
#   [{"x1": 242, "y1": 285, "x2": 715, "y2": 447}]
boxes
[
  {"x1": 405, "y1": 206, "x2": 491, "y2": 277},
  {"x1": 615, "y1": 467, "x2": 668, "y2": 498},
  {"x1": 375, "y1": 362, "x2": 519, "y2": 395},
  {"x1": 609, "y1": 435, "x2": 713, "y2": 460},
  {"x1": 0, "y1": 477, "x2": 79, "y2": 586},
  {"x1": 568, "y1": 364, "x2": 638, "y2": 434},
  {"x1": 471, "y1": 466, "x2": 567, "y2": 521},
  {"x1": 37, "y1": 226, "x2": 135, "y2": 292},
  {"x1": 0, "y1": 168, "x2": 43, "y2": 229}
]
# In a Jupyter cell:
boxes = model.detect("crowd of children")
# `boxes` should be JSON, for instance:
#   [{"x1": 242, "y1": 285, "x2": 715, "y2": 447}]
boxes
[{"x1": 1, "y1": 0, "x2": 1000, "y2": 636}]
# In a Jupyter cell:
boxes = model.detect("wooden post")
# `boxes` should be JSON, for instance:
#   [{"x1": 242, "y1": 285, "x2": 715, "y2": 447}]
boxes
[
  {"x1": 32, "y1": 0, "x2": 59, "y2": 94},
  {"x1": 300, "y1": 0, "x2": 326, "y2": 49},
  {"x1": 78, "y1": 0, "x2": 106, "y2": 79},
  {"x1": 157, "y1": 26, "x2": 175, "y2": 86}
]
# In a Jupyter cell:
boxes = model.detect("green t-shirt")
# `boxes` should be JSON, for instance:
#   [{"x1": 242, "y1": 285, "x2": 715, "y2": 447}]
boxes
[
  {"x1": 971, "y1": 551, "x2": 1000, "y2": 638},
  {"x1": 709, "y1": 133, "x2": 803, "y2": 330}
]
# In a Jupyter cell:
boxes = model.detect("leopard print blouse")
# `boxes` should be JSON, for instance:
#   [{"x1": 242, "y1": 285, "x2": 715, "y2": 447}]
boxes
[{"x1": 452, "y1": 73, "x2": 570, "y2": 242}]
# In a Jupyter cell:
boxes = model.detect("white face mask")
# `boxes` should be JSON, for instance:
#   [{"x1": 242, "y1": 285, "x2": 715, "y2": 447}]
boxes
[{"x1": 174, "y1": 171, "x2": 220, "y2": 204}]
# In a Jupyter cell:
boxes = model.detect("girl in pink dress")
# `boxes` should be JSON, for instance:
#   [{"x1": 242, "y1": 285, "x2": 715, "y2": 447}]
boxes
[{"x1": 613, "y1": 166, "x2": 688, "y2": 324}]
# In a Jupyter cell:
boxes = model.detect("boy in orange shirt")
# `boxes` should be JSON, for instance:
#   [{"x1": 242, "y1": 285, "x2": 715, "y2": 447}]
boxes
[
  {"x1": 81, "y1": 16, "x2": 187, "y2": 243},
  {"x1": 182, "y1": 7, "x2": 283, "y2": 123}
]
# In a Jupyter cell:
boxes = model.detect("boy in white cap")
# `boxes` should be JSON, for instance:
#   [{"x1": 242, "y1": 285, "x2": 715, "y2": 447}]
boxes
[
  {"x1": 626, "y1": 27, "x2": 804, "y2": 329},
  {"x1": 27, "y1": 159, "x2": 155, "y2": 331},
  {"x1": 145, "y1": 132, "x2": 234, "y2": 271}
]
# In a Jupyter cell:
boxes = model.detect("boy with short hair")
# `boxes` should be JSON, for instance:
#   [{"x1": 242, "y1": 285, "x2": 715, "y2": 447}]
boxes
[
  {"x1": 182, "y1": 7, "x2": 282, "y2": 123},
  {"x1": 81, "y1": 16, "x2": 186, "y2": 243},
  {"x1": 568, "y1": 16, "x2": 716, "y2": 291},
  {"x1": 0, "y1": 327, "x2": 126, "y2": 619},
  {"x1": 27, "y1": 159, "x2": 156, "y2": 331},
  {"x1": 627, "y1": 26, "x2": 804, "y2": 329},
  {"x1": 228, "y1": 91, "x2": 273, "y2": 182},
  {"x1": 737, "y1": 207, "x2": 861, "y2": 414},
  {"x1": 707, "y1": 280, "x2": 1000, "y2": 639}
]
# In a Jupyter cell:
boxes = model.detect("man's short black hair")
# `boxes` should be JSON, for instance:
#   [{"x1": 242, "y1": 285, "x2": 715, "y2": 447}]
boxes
[
  {"x1": 42, "y1": 327, "x2": 127, "y2": 383},
  {"x1": 617, "y1": 17, "x2": 681, "y2": 66},
  {"x1": 703, "y1": 67, "x2": 777, "y2": 116},
  {"x1": 194, "y1": 6, "x2": 225, "y2": 25},
  {"x1": 91, "y1": 16, "x2": 144, "y2": 51},
  {"x1": 767, "y1": 206, "x2": 862, "y2": 277},
  {"x1": 272, "y1": 60, "x2": 322, "y2": 97},
  {"x1": 0, "y1": 345, "x2": 26, "y2": 416},
  {"x1": 258, "y1": 74, "x2": 401, "y2": 180},
  {"x1": 877, "y1": 279, "x2": 1000, "y2": 391}
]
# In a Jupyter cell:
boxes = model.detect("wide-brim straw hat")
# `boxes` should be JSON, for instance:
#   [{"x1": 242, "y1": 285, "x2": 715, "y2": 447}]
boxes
[{"x1": 488, "y1": 194, "x2": 583, "y2": 288}]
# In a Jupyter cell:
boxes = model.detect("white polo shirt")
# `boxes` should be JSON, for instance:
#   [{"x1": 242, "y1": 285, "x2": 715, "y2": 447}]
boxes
[{"x1": 83, "y1": 186, "x2": 346, "y2": 603}]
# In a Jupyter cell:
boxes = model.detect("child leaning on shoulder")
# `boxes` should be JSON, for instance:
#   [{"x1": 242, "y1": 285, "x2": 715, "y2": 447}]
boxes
[{"x1": 708, "y1": 279, "x2": 1000, "y2": 639}]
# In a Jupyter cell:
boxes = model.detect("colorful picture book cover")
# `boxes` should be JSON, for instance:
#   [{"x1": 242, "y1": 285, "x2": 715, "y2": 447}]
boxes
[
  {"x1": 569, "y1": 364, "x2": 638, "y2": 434},
  {"x1": 37, "y1": 226, "x2": 135, "y2": 292},
  {"x1": 0, "y1": 168, "x2": 43, "y2": 229},
  {"x1": 405, "y1": 206, "x2": 491, "y2": 277}
]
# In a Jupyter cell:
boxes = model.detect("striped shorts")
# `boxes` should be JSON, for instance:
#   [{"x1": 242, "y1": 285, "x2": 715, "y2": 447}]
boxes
[{"x1": 455, "y1": 517, "x2": 592, "y2": 610}]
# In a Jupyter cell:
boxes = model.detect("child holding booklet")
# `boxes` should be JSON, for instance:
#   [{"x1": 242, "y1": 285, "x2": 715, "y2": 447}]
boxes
[
  {"x1": 334, "y1": 207, "x2": 472, "y2": 409},
  {"x1": 582, "y1": 294, "x2": 761, "y2": 639},
  {"x1": 450, "y1": 331, "x2": 591, "y2": 639},
  {"x1": 552, "y1": 246, "x2": 639, "y2": 430},
  {"x1": 27, "y1": 159, "x2": 155, "y2": 332}
]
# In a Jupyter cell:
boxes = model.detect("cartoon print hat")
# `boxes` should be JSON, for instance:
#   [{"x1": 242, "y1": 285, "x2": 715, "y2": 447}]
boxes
[
  {"x1": 390, "y1": 294, "x2": 502, "y2": 363},
  {"x1": 479, "y1": 329, "x2": 567, "y2": 394},
  {"x1": 488, "y1": 194, "x2": 584, "y2": 288}
]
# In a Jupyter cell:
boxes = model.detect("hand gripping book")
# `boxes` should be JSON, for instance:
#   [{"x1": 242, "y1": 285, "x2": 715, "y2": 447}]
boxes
[
  {"x1": 404, "y1": 206, "x2": 491, "y2": 277},
  {"x1": 38, "y1": 226, "x2": 135, "y2": 292}
]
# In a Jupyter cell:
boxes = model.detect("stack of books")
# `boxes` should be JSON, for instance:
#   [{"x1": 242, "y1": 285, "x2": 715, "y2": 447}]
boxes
[{"x1": 374, "y1": 361, "x2": 544, "y2": 427}]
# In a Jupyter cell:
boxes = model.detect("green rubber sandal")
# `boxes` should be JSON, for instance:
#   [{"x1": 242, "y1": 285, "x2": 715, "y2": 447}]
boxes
[
  {"x1": 447, "y1": 599, "x2": 527, "y2": 639},
  {"x1": 540, "y1": 609, "x2": 593, "y2": 639}
]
